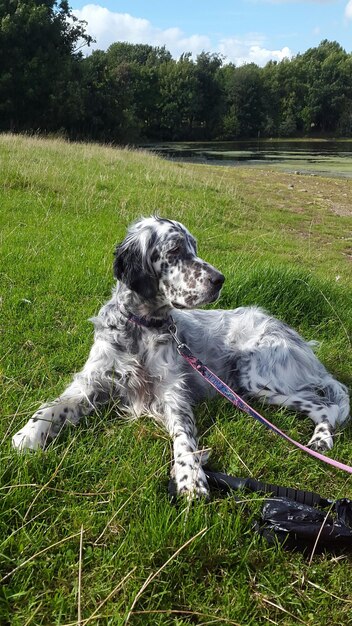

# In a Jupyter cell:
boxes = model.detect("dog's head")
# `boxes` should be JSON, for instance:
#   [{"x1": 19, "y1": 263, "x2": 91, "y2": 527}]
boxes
[{"x1": 114, "y1": 217, "x2": 224, "y2": 309}]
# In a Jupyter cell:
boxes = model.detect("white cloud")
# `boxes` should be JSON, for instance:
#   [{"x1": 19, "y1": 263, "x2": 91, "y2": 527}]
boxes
[
  {"x1": 74, "y1": 4, "x2": 292, "y2": 66},
  {"x1": 345, "y1": 0, "x2": 352, "y2": 19},
  {"x1": 218, "y1": 36, "x2": 292, "y2": 64},
  {"x1": 73, "y1": 4, "x2": 210, "y2": 57}
]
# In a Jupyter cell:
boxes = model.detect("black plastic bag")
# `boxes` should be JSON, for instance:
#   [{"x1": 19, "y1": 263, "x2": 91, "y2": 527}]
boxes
[
  {"x1": 168, "y1": 469, "x2": 352, "y2": 553},
  {"x1": 258, "y1": 497, "x2": 352, "y2": 552}
]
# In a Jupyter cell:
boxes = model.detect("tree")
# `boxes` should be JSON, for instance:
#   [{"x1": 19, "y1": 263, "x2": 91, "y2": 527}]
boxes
[
  {"x1": 223, "y1": 63, "x2": 265, "y2": 137},
  {"x1": 106, "y1": 43, "x2": 167, "y2": 141},
  {"x1": 0, "y1": 1, "x2": 92, "y2": 131},
  {"x1": 77, "y1": 50, "x2": 119, "y2": 140},
  {"x1": 1, "y1": 24, "x2": 352, "y2": 141},
  {"x1": 158, "y1": 57, "x2": 199, "y2": 140},
  {"x1": 261, "y1": 60, "x2": 280, "y2": 136},
  {"x1": 194, "y1": 52, "x2": 223, "y2": 138},
  {"x1": 295, "y1": 40, "x2": 351, "y2": 134},
  {"x1": 106, "y1": 42, "x2": 172, "y2": 67}
]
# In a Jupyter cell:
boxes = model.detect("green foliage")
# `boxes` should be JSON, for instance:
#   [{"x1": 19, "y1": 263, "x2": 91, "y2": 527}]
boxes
[
  {"x1": 158, "y1": 57, "x2": 199, "y2": 139},
  {"x1": 0, "y1": 3, "x2": 352, "y2": 141},
  {"x1": 219, "y1": 63, "x2": 265, "y2": 138},
  {"x1": 107, "y1": 41, "x2": 172, "y2": 67},
  {"x1": 0, "y1": 0, "x2": 92, "y2": 131}
]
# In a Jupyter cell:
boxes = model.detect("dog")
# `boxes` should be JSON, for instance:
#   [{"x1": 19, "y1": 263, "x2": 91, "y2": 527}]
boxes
[{"x1": 12, "y1": 217, "x2": 350, "y2": 498}]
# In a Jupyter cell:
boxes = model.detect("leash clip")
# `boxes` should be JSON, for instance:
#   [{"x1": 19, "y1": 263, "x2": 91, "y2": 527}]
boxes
[{"x1": 168, "y1": 321, "x2": 192, "y2": 357}]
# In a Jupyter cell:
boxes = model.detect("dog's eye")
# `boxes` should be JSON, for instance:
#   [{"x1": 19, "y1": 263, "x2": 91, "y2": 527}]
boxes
[{"x1": 168, "y1": 245, "x2": 181, "y2": 255}]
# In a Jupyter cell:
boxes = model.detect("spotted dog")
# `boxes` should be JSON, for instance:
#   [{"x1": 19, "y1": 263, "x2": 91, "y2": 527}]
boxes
[{"x1": 13, "y1": 217, "x2": 350, "y2": 498}]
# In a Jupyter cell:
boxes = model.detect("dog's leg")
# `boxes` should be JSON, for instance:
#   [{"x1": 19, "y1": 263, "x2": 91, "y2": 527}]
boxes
[
  {"x1": 255, "y1": 388, "x2": 339, "y2": 451},
  {"x1": 171, "y1": 411, "x2": 209, "y2": 499},
  {"x1": 12, "y1": 379, "x2": 97, "y2": 451},
  {"x1": 12, "y1": 342, "x2": 114, "y2": 451},
  {"x1": 233, "y1": 321, "x2": 349, "y2": 453},
  {"x1": 157, "y1": 394, "x2": 209, "y2": 498}
]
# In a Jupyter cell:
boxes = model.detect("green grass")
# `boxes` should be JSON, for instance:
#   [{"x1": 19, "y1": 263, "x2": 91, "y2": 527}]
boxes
[{"x1": 1, "y1": 133, "x2": 352, "y2": 626}]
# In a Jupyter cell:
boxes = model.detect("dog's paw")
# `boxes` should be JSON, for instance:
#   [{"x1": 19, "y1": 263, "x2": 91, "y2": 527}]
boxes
[
  {"x1": 308, "y1": 432, "x2": 333, "y2": 453},
  {"x1": 12, "y1": 422, "x2": 46, "y2": 451},
  {"x1": 176, "y1": 467, "x2": 210, "y2": 500}
]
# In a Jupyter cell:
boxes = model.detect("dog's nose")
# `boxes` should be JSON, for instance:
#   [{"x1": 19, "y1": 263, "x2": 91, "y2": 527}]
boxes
[{"x1": 210, "y1": 272, "x2": 225, "y2": 287}]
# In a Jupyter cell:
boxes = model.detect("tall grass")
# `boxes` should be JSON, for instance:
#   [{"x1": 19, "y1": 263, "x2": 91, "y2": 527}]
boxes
[{"x1": 1, "y1": 134, "x2": 351, "y2": 625}]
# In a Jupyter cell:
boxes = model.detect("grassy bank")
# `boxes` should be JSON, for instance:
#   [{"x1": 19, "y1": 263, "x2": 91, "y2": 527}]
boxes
[{"x1": 1, "y1": 134, "x2": 352, "y2": 625}]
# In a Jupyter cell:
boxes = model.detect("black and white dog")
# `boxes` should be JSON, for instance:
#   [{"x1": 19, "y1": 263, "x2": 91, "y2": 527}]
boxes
[{"x1": 13, "y1": 217, "x2": 350, "y2": 497}]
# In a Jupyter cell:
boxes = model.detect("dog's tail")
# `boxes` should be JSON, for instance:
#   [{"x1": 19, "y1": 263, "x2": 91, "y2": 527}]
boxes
[{"x1": 323, "y1": 376, "x2": 350, "y2": 425}]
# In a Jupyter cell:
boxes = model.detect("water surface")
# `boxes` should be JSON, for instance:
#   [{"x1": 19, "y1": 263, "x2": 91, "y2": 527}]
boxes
[{"x1": 144, "y1": 140, "x2": 352, "y2": 178}]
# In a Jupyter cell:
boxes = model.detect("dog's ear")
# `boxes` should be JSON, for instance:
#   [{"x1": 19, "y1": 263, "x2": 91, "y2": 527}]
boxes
[{"x1": 113, "y1": 241, "x2": 158, "y2": 299}]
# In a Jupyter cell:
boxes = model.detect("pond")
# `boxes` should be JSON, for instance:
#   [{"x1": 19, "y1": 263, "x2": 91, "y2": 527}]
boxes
[{"x1": 144, "y1": 140, "x2": 352, "y2": 178}]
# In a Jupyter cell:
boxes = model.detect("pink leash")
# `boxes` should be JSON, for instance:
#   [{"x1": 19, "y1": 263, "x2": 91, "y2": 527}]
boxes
[{"x1": 168, "y1": 324, "x2": 352, "y2": 475}]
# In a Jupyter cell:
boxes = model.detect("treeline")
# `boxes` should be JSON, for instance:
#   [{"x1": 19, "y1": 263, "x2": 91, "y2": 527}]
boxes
[{"x1": 1, "y1": 1, "x2": 352, "y2": 142}]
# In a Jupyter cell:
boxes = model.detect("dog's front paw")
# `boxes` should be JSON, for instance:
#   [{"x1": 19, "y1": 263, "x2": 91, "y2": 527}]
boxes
[
  {"x1": 12, "y1": 421, "x2": 46, "y2": 451},
  {"x1": 176, "y1": 466, "x2": 210, "y2": 500}
]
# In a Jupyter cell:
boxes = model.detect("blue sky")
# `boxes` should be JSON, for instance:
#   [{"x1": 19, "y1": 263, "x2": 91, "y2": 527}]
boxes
[{"x1": 71, "y1": 1, "x2": 352, "y2": 65}]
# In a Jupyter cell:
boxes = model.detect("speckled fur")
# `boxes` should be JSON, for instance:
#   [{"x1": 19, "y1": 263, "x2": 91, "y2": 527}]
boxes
[{"x1": 13, "y1": 217, "x2": 350, "y2": 498}]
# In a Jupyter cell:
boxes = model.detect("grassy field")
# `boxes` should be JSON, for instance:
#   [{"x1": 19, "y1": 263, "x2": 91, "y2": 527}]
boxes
[{"x1": 1, "y1": 133, "x2": 352, "y2": 626}]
